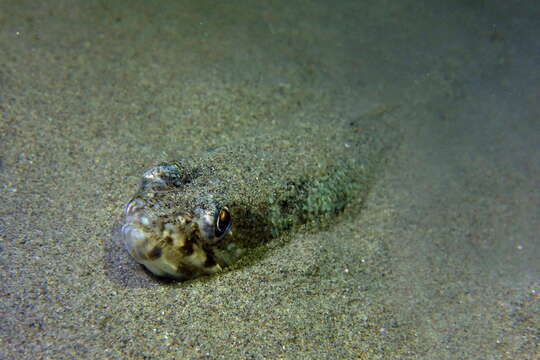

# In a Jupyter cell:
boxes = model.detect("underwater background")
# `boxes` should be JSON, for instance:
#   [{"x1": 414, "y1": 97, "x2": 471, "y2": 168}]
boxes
[{"x1": 1, "y1": 1, "x2": 538, "y2": 358}]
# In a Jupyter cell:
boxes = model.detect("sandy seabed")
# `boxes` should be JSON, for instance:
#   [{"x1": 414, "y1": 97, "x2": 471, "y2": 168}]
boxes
[{"x1": 1, "y1": 1, "x2": 538, "y2": 359}]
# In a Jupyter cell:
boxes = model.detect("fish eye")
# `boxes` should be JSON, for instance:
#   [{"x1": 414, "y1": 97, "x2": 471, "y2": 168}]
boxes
[{"x1": 214, "y1": 207, "x2": 232, "y2": 238}]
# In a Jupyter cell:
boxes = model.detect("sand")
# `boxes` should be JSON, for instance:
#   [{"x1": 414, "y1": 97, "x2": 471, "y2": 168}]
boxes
[{"x1": 1, "y1": 1, "x2": 538, "y2": 359}]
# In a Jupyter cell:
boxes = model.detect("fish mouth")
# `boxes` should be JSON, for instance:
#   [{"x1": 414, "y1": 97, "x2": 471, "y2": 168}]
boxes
[
  {"x1": 120, "y1": 197, "x2": 223, "y2": 280},
  {"x1": 120, "y1": 162, "x2": 239, "y2": 280}
]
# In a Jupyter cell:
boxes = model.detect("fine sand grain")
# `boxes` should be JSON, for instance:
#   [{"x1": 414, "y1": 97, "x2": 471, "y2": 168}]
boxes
[{"x1": 1, "y1": 1, "x2": 538, "y2": 359}]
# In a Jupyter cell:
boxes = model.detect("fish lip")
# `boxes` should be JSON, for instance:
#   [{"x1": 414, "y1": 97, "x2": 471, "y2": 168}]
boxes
[
  {"x1": 119, "y1": 197, "x2": 221, "y2": 279},
  {"x1": 120, "y1": 214, "x2": 223, "y2": 280},
  {"x1": 119, "y1": 165, "x2": 233, "y2": 279},
  {"x1": 124, "y1": 197, "x2": 144, "y2": 218}
]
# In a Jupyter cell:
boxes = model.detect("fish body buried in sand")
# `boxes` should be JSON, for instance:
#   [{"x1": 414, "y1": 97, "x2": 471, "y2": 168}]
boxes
[{"x1": 120, "y1": 106, "x2": 401, "y2": 280}]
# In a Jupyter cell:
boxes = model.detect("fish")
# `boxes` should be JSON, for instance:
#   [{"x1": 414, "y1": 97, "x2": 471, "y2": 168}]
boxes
[{"x1": 120, "y1": 105, "x2": 401, "y2": 280}]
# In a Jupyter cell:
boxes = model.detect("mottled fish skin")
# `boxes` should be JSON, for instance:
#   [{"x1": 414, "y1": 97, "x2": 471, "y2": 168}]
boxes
[{"x1": 120, "y1": 106, "x2": 401, "y2": 280}]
